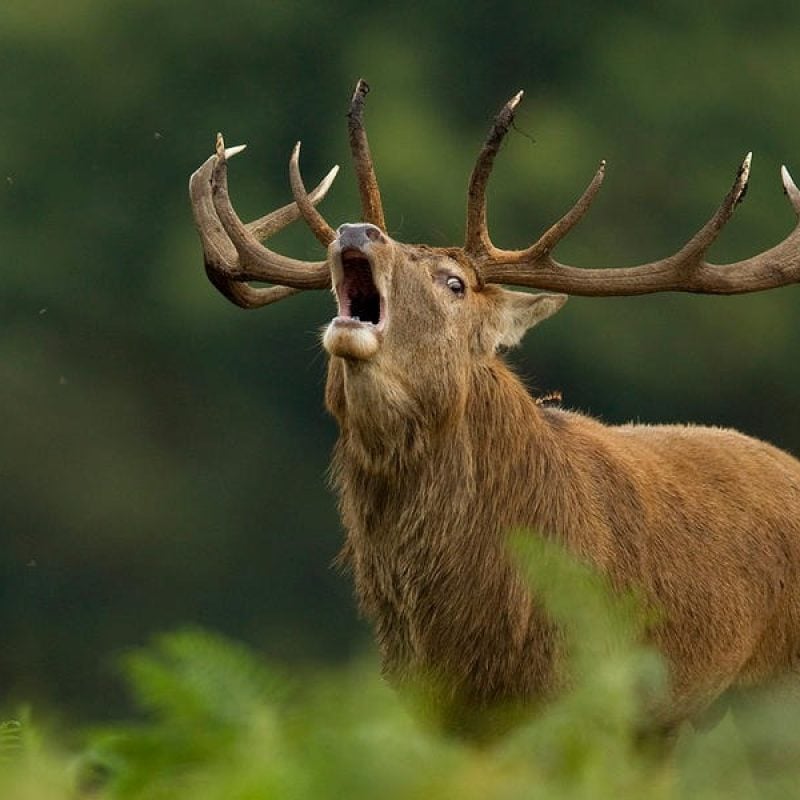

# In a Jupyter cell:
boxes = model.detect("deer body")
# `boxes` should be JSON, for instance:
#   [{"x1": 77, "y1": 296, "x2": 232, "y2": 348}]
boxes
[
  {"x1": 329, "y1": 349, "x2": 800, "y2": 733},
  {"x1": 190, "y1": 81, "x2": 800, "y2": 738}
]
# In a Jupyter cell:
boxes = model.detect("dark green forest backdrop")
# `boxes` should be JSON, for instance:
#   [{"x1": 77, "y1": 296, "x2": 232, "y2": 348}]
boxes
[{"x1": 3, "y1": 0, "x2": 800, "y2": 719}]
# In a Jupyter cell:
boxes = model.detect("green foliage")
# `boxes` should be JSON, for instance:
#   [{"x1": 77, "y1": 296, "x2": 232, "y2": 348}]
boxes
[{"x1": 3, "y1": 539, "x2": 800, "y2": 799}]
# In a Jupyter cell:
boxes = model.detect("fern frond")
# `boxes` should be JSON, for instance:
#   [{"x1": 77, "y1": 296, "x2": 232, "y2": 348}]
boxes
[{"x1": 0, "y1": 720, "x2": 22, "y2": 763}]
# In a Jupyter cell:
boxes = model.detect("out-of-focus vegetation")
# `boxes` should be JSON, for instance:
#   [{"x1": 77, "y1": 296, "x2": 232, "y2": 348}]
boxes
[
  {"x1": 2, "y1": 539, "x2": 799, "y2": 798},
  {"x1": 3, "y1": 0, "x2": 800, "y2": 725}
]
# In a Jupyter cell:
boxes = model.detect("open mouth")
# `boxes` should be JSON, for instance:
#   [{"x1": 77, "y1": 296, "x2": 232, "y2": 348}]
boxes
[
  {"x1": 334, "y1": 249, "x2": 385, "y2": 328},
  {"x1": 324, "y1": 246, "x2": 387, "y2": 360}
]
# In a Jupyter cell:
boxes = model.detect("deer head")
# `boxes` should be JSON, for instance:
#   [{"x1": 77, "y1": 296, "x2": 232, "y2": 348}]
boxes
[{"x1": 190, "y1": 80, "x2": 800, "y2": 422}]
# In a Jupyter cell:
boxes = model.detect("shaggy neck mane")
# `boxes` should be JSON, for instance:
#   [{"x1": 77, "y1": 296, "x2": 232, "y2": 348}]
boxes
[
  {"x1": 329, "y1": 355, "x2": 551, "y2": 476},
  {"x1": 329, "y1": 356, "x2": 562, "y2": 729}
]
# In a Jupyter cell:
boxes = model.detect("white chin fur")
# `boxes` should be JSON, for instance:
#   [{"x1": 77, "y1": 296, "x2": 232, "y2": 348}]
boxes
[{"x1": 323, "y1": 321, "x2": 380, "y2": 360}]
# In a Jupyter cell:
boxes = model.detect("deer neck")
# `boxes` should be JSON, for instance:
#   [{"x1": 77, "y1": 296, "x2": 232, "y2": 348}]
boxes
[
  {"x1": 331, "y1": 356, "x2": 557, "y2": 708},
  {"x1": 328, "y1": 353, "x2": 548, "y2": 479},
  {"x1": 325, "y1": 353, "x2": 466, "y2": 473},
  {"x1": 329, "y1": 353, "x2": 552, "y2": 589}
]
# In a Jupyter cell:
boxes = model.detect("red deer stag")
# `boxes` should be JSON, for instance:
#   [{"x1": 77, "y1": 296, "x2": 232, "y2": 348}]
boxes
[{"x1": 190, "y1": 81, "x2": 800, "y2": 740}]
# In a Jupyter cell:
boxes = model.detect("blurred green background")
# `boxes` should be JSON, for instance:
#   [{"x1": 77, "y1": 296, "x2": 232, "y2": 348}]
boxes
[{"x1": 2, "y1": 0, "x2": 800, "y2": 721}]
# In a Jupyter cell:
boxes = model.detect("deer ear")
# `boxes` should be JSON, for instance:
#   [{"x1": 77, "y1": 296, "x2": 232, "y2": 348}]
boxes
[{"x1": 495, "y1": 290, "x2": 568, "y2": 349}]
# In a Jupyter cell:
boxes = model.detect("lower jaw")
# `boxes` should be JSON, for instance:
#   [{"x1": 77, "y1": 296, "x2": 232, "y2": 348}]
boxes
[{"x1": 323, "y1": 320, "x2": 381, "y2": 360}]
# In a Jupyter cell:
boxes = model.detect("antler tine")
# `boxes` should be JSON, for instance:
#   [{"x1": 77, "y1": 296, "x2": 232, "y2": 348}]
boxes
[
  {"x1": 500, "y1": 160, "x2": 607, "y2": 265},
  {"x1": 289, "y1": 141, "x2": 338, "y2": 246},
  {"x1": 478, "y1": 155, "x2": 800, "y2": 296},
  {"x1": 464, "y1": 90, "x2": 524, "y2": 257},
  {"x1": 673, "y1": 152, "x2": 752, "y2": 267},
  {"x1": 210, "y1": 133, "x2": 331, "y2": 290},
  {"x1": 782, "y1": 164, "x2": 800, "y2": 213},
  {"x1": 347, "y1": 79, "x2": 387, "y2": 231},
  {"x1": 248, "y1": 162, "x2": 339, "y2": 242},
  {"x1": 189, "y1": 135, "x2": 337, "y2": 308}
]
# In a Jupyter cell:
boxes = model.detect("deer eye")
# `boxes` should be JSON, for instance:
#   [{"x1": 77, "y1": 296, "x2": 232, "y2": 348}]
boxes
[{"x1": 446, "y1": 276, "x2": 465, "y2": 297}]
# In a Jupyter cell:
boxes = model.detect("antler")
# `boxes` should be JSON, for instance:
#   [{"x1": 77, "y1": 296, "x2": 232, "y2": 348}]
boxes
[
  {"x1": 348, "y1": 79, "x2": 387, "y2": 231},
  {"x1": 189, "y1": 133, "x2": 337, "y2": 308},
  {"x1": 465, "y1": 94, "x2": 800, "y2": 296}
]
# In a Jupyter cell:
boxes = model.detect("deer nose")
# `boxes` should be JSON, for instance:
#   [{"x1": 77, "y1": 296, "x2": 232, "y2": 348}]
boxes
[{"x1": 336, "y1": 223, "x2": 385, "y2": 249}]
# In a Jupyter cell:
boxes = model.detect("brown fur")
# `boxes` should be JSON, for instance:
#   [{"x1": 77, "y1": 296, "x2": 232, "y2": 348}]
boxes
[{"x1": 322, "y1": 237, "x2": 800, "y2": 738}]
